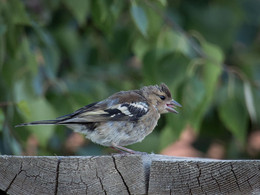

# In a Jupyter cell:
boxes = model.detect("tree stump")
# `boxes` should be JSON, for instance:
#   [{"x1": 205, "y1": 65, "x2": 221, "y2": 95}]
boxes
[{"x1": 0, "y1": 154, "x2": 260, "y2": 194}]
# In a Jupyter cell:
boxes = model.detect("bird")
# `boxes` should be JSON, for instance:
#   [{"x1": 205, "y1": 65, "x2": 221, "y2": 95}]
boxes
[{"x1": 16, "y1": 83, "x2": 181, "y2": 153}]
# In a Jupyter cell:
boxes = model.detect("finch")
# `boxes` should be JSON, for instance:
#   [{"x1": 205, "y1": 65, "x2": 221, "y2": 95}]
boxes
[{"x1": 16, "y1": 83, "x2": 181, "y2": 153}]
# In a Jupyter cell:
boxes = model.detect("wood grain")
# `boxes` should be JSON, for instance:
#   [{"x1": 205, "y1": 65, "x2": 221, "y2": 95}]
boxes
[
  {"x1": 148, "y1": 158, "x2": 260, "y2": 195},
  {"x1": 1, "y1": 155, "x2": 260, "y2": 195}
]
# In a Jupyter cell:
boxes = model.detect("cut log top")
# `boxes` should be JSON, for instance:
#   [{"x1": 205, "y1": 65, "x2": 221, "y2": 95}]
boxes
[{"x1": 0, "y1": 154, "x2": 260, "y2": 195}]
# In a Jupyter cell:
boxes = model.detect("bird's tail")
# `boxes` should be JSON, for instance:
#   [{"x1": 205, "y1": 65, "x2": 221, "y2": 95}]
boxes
[{"x1": 15, "y1": 120, "x2": 60, "y2": 127}]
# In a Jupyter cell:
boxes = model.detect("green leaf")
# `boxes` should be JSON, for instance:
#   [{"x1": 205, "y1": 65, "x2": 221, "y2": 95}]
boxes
[
  {"x1": 14, "y1": 79, "x2": 57, "y2": 147},
  {"x1": 0, "y1": 109, "x2": 4, "y2": 132},
  {"x1": 182, "y1": 77, "x2": 206, "y2": 119},
  {"x1": 129, "y1": 132, "x2": 160, "y2": 153},
  {"x1": 14, "y1": 79, "x2": 32, "y2": 103},
  {"x1": 218, "y1": 86, "x2": 248, "y2": 144},
  {"x1": 17, "y1": 100, "x2": 31, "y2": 119},
  {"x1": 90, "y1": 0, "x2": 114, "y2": 34},
  {"x1": 2, "y1": 124, "x2": 22, "y2": 155},
  {"x1": 132, "y1": 37, "x2": 150, "y2": 59},
  {"x1": 218, "y1": 97, "x2": 247, "y2": 144},
  {"x1": 159, "y1": 119, "x2": 185, "y2": 150},
  {"x1": 145, "y1": 6, "x2": 163, "y2": 37},
  {"x1": 131, "y1": 3, "x2": 148, "y2": 37},
  {"x1": 0, "y1": 25, "x2": 6, "y2": 69},
  {"x1": 32, "y1": 23, "x2": 60, "y2": 77},
  {"x1": 202, "y1": 41, "x2": 224, "y2": 64},
  {"x1": 0, "y1": 24, "x2": 7, "y2": 36},
  {"x1": 188, "y1": 41, "x2": 223, "y2": 131},
  {"x1": 62, "y1": 0, "x2": 89, "y2": 25},
  {"x1": 26, "y1": 98, "x2": 57, "y2": 147},
  {"x1": 157, "y1": 29, "x2": 179, "y2": 52},
  {"x1": 7, "y1": 0, "x2": 31, "y2": 25},
  {"x1": 203, "y1": 62, "x2": 222, "y2": 95},
  {"x1": 201, "y1": 42, "x2": 223, "y2": 97},
  {"x1": 157, "y1": 0, "x2": 167, "y2": 6},
  {"x1": 190, "y1": 61, "x2": 222, "y2": 130},
  {"x1": 157, "y1": 28, "x2": 193, "y2": 57},
  {"x1": 19, "y1": 37, "x2": 38, "y2": 75},
  {"x1": 159, "y1": 76, "x2": 205, "y2": 148},
  {"x1": 157, "y1": 53, "x2": 189, "y2": 87},
  {"x1": 252, "y1": 87, "x2": 260, "y2": 125},
  {"x1": 142, "y1": 50, "x2": 159, "y2": 83},
  {"x1": 243, "y1": 81, "x2": 257, "y2": 123}
]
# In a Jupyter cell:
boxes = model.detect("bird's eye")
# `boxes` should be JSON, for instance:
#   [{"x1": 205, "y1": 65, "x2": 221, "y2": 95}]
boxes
[{"x1": 159, "y1": 95, "x2": 166, "y2": 100}]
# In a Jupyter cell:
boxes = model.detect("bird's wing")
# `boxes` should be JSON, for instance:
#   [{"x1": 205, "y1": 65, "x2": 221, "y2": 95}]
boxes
[
  {"x1": 57, "y1": 91, "x2": 150, "y2": 124},
  {"x1": 56, "y1": 102, "x2": 99, "y2": 120}
]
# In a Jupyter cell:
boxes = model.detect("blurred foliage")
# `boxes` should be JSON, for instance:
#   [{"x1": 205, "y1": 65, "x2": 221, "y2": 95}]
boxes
[{"x1": 0, "y1": 0, "x2": 260, "y2": 158}]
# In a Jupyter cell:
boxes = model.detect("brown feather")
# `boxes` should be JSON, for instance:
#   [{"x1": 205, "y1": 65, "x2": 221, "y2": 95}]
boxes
[{"x1": 159, "y1": 83, "x2": 172, "y2": 98}]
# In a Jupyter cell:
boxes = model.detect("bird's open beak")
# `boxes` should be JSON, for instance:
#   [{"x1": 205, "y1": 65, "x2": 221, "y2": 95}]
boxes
[{"x1": 166, "y1": 99, "x2": 182, "y2": 113}]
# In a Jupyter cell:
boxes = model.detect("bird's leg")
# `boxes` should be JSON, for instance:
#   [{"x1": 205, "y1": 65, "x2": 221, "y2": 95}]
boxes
[
  {"x1": 111, "y1": 142, "x2": 137, "y2": 154},
  {"x1": 110, "y1": 146, "x2": 127, "y2": 154}
]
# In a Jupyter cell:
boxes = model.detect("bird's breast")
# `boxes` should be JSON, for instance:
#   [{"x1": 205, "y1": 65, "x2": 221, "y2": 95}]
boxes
[{"x1": 78, "y1": 111, "x2": 160, "y2": 147}]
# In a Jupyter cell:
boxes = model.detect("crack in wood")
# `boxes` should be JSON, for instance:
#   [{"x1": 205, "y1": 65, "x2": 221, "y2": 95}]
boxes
[
  {"x1": 211, "y1": 172, "x2": 222, "y2": 193},
  {"x1": 111, "y1": 156, "x2": 131, "y2": 195},
  {"x1": 196, "y1": 163, "x2": 201, "y2": 187},
  {"x1": 230, "y1": 163, "x2": 241, "y2": 192},
  {"x1": 246, "y1": 173, "x2": 257, "y2": 190},
  {"x1": 5, "y1": 163, "x2": 23, "y2": 193},
  {"x1": 195, "y1": 163, "x2": 205, "y2": 194},
  {"x1": 54, "y1": 157, "x2": 61, "y2": 195},
  {"x1": 79, "y1": 175, "x2": 88, "y2": 195},
  {"x1": 95, "y1": 166, "x2": 107, "y2": 195},
  {"x1": 142, "y1": 158, "x2": 151, "y2": 194}
]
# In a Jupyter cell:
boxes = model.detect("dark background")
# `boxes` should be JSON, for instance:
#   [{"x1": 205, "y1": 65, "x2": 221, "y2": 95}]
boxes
[{"x1": 0, "y1": 0, "x2": 260, "y2": 158}]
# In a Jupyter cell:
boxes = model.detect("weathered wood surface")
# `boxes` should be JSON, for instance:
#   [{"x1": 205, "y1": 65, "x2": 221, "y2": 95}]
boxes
[{"x1": 0, "y1": 154, "x2": 260, "y2": 195}]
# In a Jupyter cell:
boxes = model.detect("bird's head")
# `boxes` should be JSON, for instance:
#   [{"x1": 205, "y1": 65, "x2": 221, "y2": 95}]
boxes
[{"x1": 141, "y1": 83, "x2": 182, "y2": 114}]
